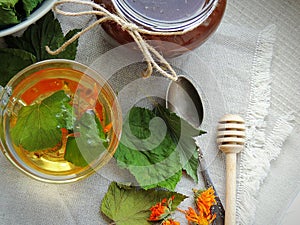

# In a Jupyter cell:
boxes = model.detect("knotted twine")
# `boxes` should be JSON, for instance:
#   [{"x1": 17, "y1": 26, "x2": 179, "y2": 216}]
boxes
[{"x1": 46, "y1": 0, "x2": 201, "y2": 81}]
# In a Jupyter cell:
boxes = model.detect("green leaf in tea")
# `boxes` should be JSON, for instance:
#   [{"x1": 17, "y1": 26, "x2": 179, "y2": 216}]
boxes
[
  {"x1": 100, "y1": 182, "x2": 187, "y2": 225},
  {"x1": 65, "y1": 110, "x2": 108, "y2": 167},
  {"x1": 10, "y1": 90, "x2": 73, "y2": 151},
  {"x1": 154, "y1": 104, "x2": 206, "y2": 183},
  {"x1": 114, "y1": 107, "x2": 182, "y2": 190},
  {"x1": 0, "y1": 48, "x2": 36, "y2": 86},
  {"x1": 5, "y1": 11, "x2": 80, "y2": 61}
]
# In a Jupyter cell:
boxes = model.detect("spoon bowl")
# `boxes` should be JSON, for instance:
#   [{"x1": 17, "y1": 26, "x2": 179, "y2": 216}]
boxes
[{"x1": 166, "y1": 75, "x2": 204, "y2": 128}]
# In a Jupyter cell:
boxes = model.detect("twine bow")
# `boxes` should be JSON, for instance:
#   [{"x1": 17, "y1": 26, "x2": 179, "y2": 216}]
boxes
[{"x1": 46, "y1": 0, "x2": 186, "y2": 81}]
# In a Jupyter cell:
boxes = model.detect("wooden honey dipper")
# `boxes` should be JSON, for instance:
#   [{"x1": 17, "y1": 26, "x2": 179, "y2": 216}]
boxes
[{"x1": 217, "y1": 114, "x2": 246, "y2": 225}]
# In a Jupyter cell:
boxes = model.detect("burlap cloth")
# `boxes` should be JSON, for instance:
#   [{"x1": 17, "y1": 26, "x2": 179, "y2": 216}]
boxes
[{"x1": 0, "y1": 0, "x2": 299, "y2": 224}]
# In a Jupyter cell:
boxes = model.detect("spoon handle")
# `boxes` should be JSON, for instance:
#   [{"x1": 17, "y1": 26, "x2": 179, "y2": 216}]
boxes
[{"x1": 198, "y1": 148, "x2": 225, "y2": 222}]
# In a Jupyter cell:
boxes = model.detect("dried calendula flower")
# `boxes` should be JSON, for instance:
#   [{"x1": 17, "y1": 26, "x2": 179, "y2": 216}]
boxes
[
  {"x1": 149, "y1": 196, "x2": 175, "y2": 221},
  {"x1": 180, "y1": 207, "x2": 215, "y2": 225},
  {"x1": 193, "y1": 186, "x2": 216, "y2": 220},
  {"x1": 178, "y1": 187, "x2": 217, "y2": 225},
  {"x1": 162, "y1": 218, "x2": 181, "y2": 225}
]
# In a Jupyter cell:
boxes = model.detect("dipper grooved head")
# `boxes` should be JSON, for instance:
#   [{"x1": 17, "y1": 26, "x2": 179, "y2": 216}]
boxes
[{"x1": 217, "y1": 114, "x2": 245, "y2": 154}]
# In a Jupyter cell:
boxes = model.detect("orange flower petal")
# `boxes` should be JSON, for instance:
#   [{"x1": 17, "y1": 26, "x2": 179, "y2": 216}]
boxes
[
  {"x1": 162, "y1": 218, "x2": 180, "y2": 225},
  {"x1": 148, "y1": 196, "x2": 175, "y2": 221}
]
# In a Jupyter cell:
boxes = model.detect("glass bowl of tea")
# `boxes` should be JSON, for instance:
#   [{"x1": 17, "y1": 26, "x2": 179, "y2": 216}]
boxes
[{"x1": 0, "y1": 59, "x2": 122, "y2": 183}]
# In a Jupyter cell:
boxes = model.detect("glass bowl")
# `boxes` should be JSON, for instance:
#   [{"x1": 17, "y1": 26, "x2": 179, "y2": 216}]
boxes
[
  {"x1": 0, "y1": 0, "x2": 56, "y2": 37},
  {"x1": 0, "y1": 59, "x2": 122, "y2": 183}
]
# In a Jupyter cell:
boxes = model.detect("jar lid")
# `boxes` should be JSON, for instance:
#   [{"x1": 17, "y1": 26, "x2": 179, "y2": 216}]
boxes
[{"x1": 113, "y1": 0, "x2": 218, "y2": 32}]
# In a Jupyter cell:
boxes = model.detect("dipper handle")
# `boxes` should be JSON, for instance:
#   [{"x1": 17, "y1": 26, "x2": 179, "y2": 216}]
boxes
[{"x1": 217, "y1": 114, "x2": 245, "y2": 225}]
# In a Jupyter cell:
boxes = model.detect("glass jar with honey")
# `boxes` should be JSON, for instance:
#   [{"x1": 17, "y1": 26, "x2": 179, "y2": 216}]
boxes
[{"x1": 95, "y1": 0, "x2": 226, "y2": 57}]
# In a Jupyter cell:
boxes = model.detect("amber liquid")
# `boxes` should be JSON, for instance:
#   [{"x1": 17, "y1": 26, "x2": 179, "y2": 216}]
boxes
[{"x1": 6, "y1": 68, "x2": 115, "y2": 178}]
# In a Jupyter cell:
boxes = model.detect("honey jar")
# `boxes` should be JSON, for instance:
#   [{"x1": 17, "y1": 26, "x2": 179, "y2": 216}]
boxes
[{"x1": 94, "y1": 0, "x2": 226, "y2": 57}]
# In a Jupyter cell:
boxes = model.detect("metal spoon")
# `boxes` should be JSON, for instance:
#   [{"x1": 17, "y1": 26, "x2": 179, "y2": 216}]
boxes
[{"x1": 166, "y1": 75, "x2": 225, "y2": 223}]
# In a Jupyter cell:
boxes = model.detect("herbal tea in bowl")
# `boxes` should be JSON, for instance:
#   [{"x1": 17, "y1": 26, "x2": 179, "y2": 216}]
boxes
[{"x1": 0, "y1": 59, "x2": 122, "y2": 183}]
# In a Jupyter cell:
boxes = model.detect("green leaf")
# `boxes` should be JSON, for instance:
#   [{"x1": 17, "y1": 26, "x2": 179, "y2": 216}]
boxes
[
  {"x1": 10, "y1": 90, "x2": 73, "y2": 151},
  {"x1": 114, "y1": 104, "x2": 206, "y2": 190},
  {"x1": 0, "y1": 0, "x2": 19, "y2": 26},
  {"x1": 5, "y1": 11, "x2": 80, "y2": 61},
  {"x1": 0, "y1": 48, "x2": 36, "y2": 86},
  {"x1": 154, "y1": 104, "x2": 206, "y2": 183},
  {"x1": 147, "y1": 170, "x2": 182, "y2": 191},
  {"x1": 0, "y1": 0, "x2": 44, "y2": 26},
  {"x1": 114, "y1": 107, "x2": 182, "y2": 190},
  {"x1": 64, "y1": 110, "x2": 107, "y2": 167},
  {"x1": 22, "y1": 0, "x2": 43, "y2": 17},
  {"x1": 100, "y1": 182, "x2": 187, "y2": 225}
]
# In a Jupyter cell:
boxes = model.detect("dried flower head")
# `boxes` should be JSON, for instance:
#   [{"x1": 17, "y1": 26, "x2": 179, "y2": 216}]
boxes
[
  {"x1": 162, "y1": 218, "x2": 180, "y2": 225},
  {"x1": 181, "y1": 207, "x2": 216, "y2": 225},
  {"x1": 149, "y1": 196, "x2": 175, "y2": 221},
  {"x1": 178, "y1": 187, "x2": 217, "y2": 225},
  {"x1": 193, "y1": 187, "x2": 216, "y2": 220}
]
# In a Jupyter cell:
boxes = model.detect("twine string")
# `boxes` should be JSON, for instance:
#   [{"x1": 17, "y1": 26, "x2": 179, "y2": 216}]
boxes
[{"x1": 45, "y1": 0, "x2": 192, "y2": 81}]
